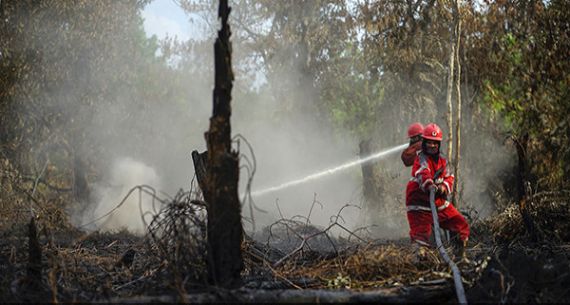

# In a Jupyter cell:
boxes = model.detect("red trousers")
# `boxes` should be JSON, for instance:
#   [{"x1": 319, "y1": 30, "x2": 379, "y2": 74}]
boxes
[{"x1": 406, "y1": 205, "x2": 470, "y2": 246}]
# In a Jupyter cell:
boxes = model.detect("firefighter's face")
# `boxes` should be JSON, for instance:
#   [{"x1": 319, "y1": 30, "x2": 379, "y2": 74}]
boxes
[{"x1": 425, "y1": 140, "x2": 440, "y2": 154}]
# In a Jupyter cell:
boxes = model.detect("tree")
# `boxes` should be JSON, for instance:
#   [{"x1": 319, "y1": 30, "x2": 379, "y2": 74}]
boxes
[
  {"x1": 0, "y1": 0, "x2": 154, "y2": 212},
  {"x1": 203, "y1": 0, "x2": 243, "y2": 288},
  {"x1": 0, "y1": 0, "x2": 206, "y2": 225},
  {"x1": 451, "y1": 0, "x2": 462, "y2": 206},
  {"x1": 445, "y1": 1, "x2": 457, "y2": 160},
  {"x1": 466, "y1": 0, "x2": 570, "y2": 191}
]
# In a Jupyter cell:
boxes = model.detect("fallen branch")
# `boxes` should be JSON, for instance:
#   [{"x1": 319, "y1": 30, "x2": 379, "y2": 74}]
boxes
[{"x1": 108, "y1": 285, "x2": 454, "y2": 303}]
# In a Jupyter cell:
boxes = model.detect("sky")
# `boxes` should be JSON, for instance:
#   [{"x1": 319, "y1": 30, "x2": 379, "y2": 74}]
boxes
[{"x1": 142, "y1": 0, "x2": 193, "y2": 42}]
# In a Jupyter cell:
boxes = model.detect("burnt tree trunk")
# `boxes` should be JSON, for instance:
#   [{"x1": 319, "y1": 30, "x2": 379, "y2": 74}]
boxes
[
  {"x1": 73, "y1": 153, "x2": 90, "y2": 204},
  {"x1": 513, "y1": 133, "x2": 540, "y2": 240},
  {"x1": 203, "y1": 0, "x2": 243, "y2": 288},
  {"x1": 513, "y1": 133, "x2": 529, "y2": 203},
  {"x1": 359, "y1": 140, "x2": 384, "y2": 215}
]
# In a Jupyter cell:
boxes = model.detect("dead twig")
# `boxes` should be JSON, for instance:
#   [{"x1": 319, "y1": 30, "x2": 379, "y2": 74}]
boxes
[{"x1": 268, "y1": 202, "x2": 367, "y2": 268}]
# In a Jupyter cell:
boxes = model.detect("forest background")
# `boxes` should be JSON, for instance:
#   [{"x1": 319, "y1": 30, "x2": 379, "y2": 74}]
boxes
[{"x1": 0, "y1": 0, "x2": 568, "y2": 238}]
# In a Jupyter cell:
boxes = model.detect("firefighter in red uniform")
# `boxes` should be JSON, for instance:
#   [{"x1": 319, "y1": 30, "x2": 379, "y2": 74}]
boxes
[
  {"x1": 405, "y1": 123, "x2": 470, "y2": 259},
  {"x1": 401, "y1": 122, "x2": 424, "y2": 167}
]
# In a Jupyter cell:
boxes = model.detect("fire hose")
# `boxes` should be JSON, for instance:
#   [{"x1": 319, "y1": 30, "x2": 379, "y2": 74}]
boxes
[{"x1": 429, "y1": 187, "x2": 467, "y2": 304}]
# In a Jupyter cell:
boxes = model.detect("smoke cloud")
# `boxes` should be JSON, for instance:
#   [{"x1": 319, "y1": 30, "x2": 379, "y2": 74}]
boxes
[{"x1": 80, "y1": 157, "x2": 162, "y2": 234}]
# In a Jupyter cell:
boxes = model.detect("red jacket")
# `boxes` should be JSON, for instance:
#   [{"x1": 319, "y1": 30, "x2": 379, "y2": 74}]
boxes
[
  {"x1": 401, "y1": 141, "x2": 422, "y2": 167},
  {"x1": 405, "y1": 152, "x2": 454, "y2": 211}
]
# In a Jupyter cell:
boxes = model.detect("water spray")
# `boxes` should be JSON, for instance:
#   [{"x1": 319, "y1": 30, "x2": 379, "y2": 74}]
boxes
[{"x1": 250, "y1": 143, "x2": 408, "y2": 198}]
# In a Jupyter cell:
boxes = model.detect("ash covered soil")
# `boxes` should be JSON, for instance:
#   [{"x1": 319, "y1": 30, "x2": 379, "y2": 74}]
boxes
[{"x1": 1, "y1": 191, "x2": 570, "y2": 303}]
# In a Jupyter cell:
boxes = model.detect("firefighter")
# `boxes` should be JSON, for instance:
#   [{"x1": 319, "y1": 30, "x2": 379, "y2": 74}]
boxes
[
  {"x1": 401, "y1": 122, "x2": 424, "y2": 167},
  {"x1": 405, "y1": 123, "x2": 470, "y2": 260}
]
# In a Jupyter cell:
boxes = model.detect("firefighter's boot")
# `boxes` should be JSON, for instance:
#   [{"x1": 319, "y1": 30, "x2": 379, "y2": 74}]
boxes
[
  {"x1": 411, "y1": 242, "x2": 428, "y2": 264},
  {"x1": 456, "y1": 239, "x2": 471, "y2": 265}
]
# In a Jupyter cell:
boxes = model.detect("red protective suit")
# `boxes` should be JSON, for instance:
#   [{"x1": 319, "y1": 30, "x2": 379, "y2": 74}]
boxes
[
  {"x1": 405, "y1": 152, "x2": 469, "y2": 245},
  {"x1": 401, "y1": 141, "x2": 422, "y2": 167}
]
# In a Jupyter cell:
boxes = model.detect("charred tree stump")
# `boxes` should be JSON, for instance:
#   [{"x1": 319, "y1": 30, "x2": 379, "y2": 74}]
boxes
[
  {"x1": 201, "y1": 0, "x2": 243, "y2": 288},
  {"x1": 191, "y1": 150, "x2": 208, "y2": 183},
  {"x1": 191, "y1": 150, "x2": 209, "y2": 198}
]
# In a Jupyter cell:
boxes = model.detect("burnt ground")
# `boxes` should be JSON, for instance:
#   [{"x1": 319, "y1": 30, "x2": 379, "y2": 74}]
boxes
[
  {"x1": 1, "y1": 190, "x2": 569, "y2": 303},
  {"x1": 466, "y1": 244, "x2": 570, "y2": 303}
]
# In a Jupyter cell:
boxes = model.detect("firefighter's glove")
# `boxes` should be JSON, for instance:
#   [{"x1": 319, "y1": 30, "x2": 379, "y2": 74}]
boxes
[{"x1": 437, "y1": 184, "x2": 448, "y2": 195}]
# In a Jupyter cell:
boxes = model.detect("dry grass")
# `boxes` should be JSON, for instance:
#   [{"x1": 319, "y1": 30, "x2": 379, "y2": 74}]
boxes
[
  {"x1": 484, "y1": 190, "x2": 570, "y2": 243},
  {"x1": 1, "y1": 153, "x2": 569, "y2": 303},
  {"x1": 275, "y1": 243, "x2": 446, "y2": 290}
]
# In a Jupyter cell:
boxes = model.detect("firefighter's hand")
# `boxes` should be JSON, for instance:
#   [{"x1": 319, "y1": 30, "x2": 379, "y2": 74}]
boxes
[{"x1": 437, "y1": 184, "x2": 448, "y2": 195}]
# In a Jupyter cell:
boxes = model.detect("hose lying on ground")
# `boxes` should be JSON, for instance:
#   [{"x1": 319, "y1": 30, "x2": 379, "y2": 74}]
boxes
[{"x1": 429, "y1": 188, "x2": 467, "y2": 305}]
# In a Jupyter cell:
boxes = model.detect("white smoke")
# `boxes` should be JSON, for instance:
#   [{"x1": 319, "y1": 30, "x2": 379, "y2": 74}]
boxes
[{"x1": 84, "y1": 157, "x2": 163, "y2": 234}]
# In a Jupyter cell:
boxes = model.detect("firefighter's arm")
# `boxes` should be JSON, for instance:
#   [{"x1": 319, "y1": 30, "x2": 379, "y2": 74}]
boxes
[
  {"x1": 401, "y1": 146, "x2": 415, "y2": 167},
  {"x1": 401, "y1": 142, "x2": 421, "y2": 167},
  {"x1": 442, "y1": 168, "x2": 454, "y2": 194}
]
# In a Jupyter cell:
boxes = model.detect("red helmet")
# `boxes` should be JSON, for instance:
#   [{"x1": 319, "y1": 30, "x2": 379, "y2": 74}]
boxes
[
  {"x1": 407, "y1": 122, "x2": 424, "y2": 138},
  {"x1": 422, "y1": 123, "x2": 443, "y2": 141}
]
